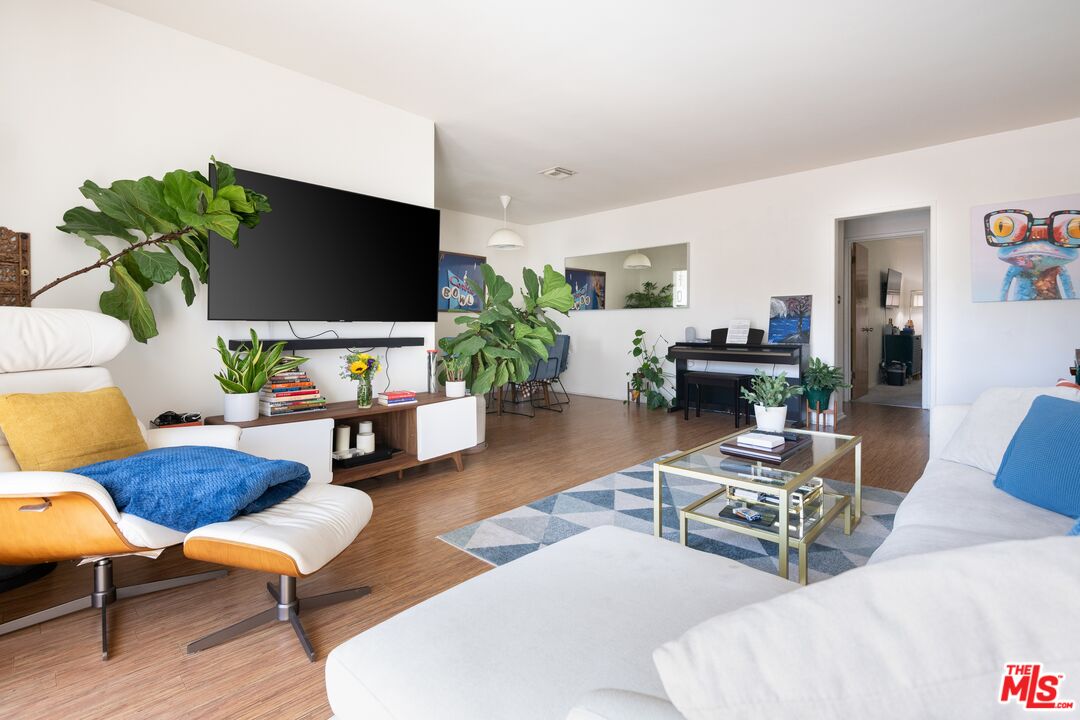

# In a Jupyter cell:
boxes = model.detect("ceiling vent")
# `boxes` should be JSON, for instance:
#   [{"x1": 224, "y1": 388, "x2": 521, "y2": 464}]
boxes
[{"x1": 538, "y1": 166, "x2": 577, "y2": 179}]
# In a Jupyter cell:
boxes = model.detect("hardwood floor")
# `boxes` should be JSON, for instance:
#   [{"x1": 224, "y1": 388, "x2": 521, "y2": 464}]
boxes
[{"x1": 0, "y1": 396, "x2": 927, "y2": 719}]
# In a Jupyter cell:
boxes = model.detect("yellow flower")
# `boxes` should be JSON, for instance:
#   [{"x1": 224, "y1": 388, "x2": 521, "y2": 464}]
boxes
[{"x1": 349, "y1": 360, "x2": 368, "y2": 375}]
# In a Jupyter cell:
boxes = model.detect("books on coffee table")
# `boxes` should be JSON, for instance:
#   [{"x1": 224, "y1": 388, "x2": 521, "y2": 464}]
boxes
[
  {"x1": 737, "y1": 432, "x2": 785, "y2": 449},
  {"x1": 720, "y1": 434, "x2": 812, "y2": 463}
]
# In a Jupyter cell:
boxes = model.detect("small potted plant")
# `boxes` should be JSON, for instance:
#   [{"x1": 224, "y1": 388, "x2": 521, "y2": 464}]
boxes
[
  {"x1": 341, "y1": 352, "x2": 381, "y2": 408},
  {"x1": 740, "y1": 370, "x2": 803, "y2": 432},
  {"x1": 802, "y1": 357, "x2": 851, "y2": 412},
  {"x1": 626, "y1": 329, "x2": 671, "y2": 409},
  {"x1": 214, "y1": 330, "x2": 307, "y2": 422},
  {"x1": 442, "y1": 355, "x2": 468, "y2": 398}
]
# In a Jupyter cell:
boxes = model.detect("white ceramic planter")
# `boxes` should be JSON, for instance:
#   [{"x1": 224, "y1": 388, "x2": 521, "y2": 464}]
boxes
[
  {"x1": 445, "y1": 380, "x2": 467, "y2": 398},
  {"x1": 224, "y1": 392, "x2": 259, "y2": 422},
  {"x1": 754, "y1": 404, "x2": 788, "y2": 433}
]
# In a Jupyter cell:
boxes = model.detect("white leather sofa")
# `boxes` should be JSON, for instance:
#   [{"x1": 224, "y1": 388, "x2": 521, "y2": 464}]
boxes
[{"x1": 325, "y1": 386, "x2": 1079, "y2": 719}]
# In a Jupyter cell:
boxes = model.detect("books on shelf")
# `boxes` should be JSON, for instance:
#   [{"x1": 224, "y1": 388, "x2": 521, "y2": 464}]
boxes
[
  {"x1": 377, "y1": 390, "x2": 417, "y2": 406},
  {"x1": 259, "y1": 371, "x2": 327, "y2": 417}
]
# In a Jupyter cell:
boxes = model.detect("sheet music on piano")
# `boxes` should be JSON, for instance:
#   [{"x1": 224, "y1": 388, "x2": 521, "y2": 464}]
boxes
[{"x1": 727, "y1": 318, "x2": 751, "y2": 345}]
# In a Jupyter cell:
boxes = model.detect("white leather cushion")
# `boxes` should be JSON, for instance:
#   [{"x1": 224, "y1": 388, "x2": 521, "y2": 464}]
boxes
[
  {"x1": 117, "y1": 513, "x2": 187, "y2": 549},
  {"x1": 0, "y1": 308, "x2": 129, "y2": 373},
  {"x1": 654, "y1": 536, "x2": 1080, "y2": 720},
  {"x1": 325, "y1": 526, "x2": 794, "y2": 720},
  {"x1": 184, "y1": 484, "x2": 372, "y2": 575},
  {"x1": 940, "y1": 386, "x2": 1080, "y2": 474}
]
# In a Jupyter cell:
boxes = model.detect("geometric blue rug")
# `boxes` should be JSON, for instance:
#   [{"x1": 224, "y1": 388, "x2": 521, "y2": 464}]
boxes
[{"x1": 439, "y1": 455, "x2": 906, "y2": 583}]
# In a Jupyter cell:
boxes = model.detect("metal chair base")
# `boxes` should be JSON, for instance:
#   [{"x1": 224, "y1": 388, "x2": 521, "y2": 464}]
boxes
[
  {"x1": 186, "y1": 575, "x2": 371, "y2": 662},
  {"x1": 0, "y1": 557, "x2": 226, "y2": 660}
]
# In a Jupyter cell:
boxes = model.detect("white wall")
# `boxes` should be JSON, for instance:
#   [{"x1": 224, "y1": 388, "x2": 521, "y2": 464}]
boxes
[
  {"x1": 499, "y1": 117, "x2": 1080, "y2": 405},
  {"x1": 858, "y1": 235, "x2": 924, "y2": 386},
  {"x1": 1, "y1": 0, "x2": 435, "y2": 422}
]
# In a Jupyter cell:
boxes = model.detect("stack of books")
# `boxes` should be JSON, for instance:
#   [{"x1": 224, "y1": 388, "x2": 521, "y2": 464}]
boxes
[
  {"x1": 377, "y1": 390, "x2": 417, "y2": 406},
  {"x1": 259, "y1": 371, "x2": 328, "y2": 417}
]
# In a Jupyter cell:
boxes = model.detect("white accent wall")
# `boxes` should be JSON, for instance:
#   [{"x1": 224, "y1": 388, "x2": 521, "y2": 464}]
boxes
[
  {"x1": 440, "y1": 118, "x2": 1080, "y2": 406},
  {"x1": 1, "y1": 0, "x2": 436, "y2": 423}
]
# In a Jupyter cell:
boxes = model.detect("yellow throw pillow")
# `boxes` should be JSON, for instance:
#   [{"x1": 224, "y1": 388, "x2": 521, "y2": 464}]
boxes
[{"x1": 0, "y1": 387, "x2": 148, "y2": 471}]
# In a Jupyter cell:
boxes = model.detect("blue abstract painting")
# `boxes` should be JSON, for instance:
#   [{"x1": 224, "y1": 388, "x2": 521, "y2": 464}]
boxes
[
  {"x1": 768, "y1": 295, "x2": 812, "y2": 344},
  {"x1": 438, "y1": 252, "x2": 485, "y2": 312},
  {"x1": 566, "y1": 267, "x2": 605, "y2": 311}
]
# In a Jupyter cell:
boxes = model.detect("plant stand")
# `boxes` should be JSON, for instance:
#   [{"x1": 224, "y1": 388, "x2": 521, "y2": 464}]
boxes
[{"x1": 806, "y1": 399, "x2": 837, "y2": 430}]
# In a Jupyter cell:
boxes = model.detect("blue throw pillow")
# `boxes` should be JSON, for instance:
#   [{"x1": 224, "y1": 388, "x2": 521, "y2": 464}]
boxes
[{"x1": 994, "y1": 395, "x2": 1080, "y2": 517}]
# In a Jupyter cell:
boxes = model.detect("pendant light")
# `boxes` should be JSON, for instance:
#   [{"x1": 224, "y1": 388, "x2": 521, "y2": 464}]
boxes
[
  {"x1": 623, "y1": 251, "x2": 652, "y2": 269},
  {"x1": 487, "y1": 194, "x2": 525, "y2": 250}
]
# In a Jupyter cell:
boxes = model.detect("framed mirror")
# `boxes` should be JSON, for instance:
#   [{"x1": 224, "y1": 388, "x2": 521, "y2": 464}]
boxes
[{"x1": 564, "y1": 243, "x2": 688, "y2": 310}]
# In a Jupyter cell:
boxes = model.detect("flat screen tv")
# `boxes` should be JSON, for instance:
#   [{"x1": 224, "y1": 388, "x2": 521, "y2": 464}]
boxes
[
  {"x1": 207, "y1": 167, "x2": 440, "y2": 322},
  {"x1": 882, "y1": 268, "x2": 902, "y2": 308}
]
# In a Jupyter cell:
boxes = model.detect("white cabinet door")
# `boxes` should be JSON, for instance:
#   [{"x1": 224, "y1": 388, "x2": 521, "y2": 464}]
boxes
[
  {"x1": 238, "y1": 418, "x2": 333, "y2": 484},
  {"x1": 415, "y1": 398, "x2": 478, "y2": 461}
]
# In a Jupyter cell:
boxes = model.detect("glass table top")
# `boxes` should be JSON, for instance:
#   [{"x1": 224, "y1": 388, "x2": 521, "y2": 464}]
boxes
[{"x1": 660, "y1": 429, "x2": 858, "y2": 490}]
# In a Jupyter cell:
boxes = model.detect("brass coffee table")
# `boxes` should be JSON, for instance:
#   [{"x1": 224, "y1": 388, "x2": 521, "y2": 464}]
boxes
[{"x1": 653, "y1": 428, "x2": 862, "y2": 584}]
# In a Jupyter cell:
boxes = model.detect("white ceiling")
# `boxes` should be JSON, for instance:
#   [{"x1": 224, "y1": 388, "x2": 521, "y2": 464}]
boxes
[{"x1": 97, "y1": 0, "x2": 1080, "y2": 224}]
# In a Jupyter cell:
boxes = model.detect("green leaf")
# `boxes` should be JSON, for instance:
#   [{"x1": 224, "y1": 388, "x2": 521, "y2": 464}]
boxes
[
  {"x1": 174, "y1": 233, "x2": 209, "y2": 283},
  {"x1": 77, "y1": 231, "x2": 110, "y2": 259},
  {"x1": 163, "y1": 170, "x2": 203, "y2": 214},
  {"x1": 518, "y1": 336, "x2": 547, "y2": 359},
  {"x1": 204, "y1": 213, "x2": 240, "y2": 244},
  {"x1": 537, "y1": 265, "x2": 573, "y2": 313},
  {"x1": 454, "y1": 334, "x2": 487, "y2": 357},
  {"x1": 216, "y1": 184, "x2": 255, "y2": 213},
  {"x1": 108, "y1": 264, "x2": 158, "y2": 343},
  {"x1": 522, "y1": 267, "x2": 539, "y2": 299},
  {"x1": 175, "y1": 261, "x2": 196, "y2": 306},
  {"x1": 119, "y1": 253, "x2": 153, "y2": 291},
  {"x1": 131, "y1": 249, "x2": 179, "y2": 284},
  {"x1": 121, "y1": 177, "x2": 181, "y2": 233},
  {"x1": 494, "y1": 362, "x2": 509, "y2": 389},
  {"x1": 471, "y1": 363, "x2": 497, "y2": 395},
  {"x1": 79, "y1": 180, "x2": 154, "y2": 237},
  {"x1": 57, "y1": 206, "x2": 138, "y2": 243},
  {"x1": 214, "y1": 373, "x2": 248, "y2": 394},
  {"x1": 212, "y1": 156, "x2": 236, "y2": 188}
]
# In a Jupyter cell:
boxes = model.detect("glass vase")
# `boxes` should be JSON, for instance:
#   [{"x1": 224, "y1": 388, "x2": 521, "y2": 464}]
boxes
[{"x1": 356, "y1": 376, "x2": 373, "y2": 409}]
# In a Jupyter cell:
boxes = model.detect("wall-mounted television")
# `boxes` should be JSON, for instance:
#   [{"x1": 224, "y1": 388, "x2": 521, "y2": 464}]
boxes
[
  {"x1": 207, "y1": 167, "x2": 440, "y2": 322},
  {"x1": 882, "y1": 268, "x2": 902, "y2": 308}
]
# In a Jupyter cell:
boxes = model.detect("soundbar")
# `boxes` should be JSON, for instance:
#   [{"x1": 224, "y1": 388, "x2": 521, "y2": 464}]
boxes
[{"x1": 226, "y1": 337, "x2": 425, "y2": 351}]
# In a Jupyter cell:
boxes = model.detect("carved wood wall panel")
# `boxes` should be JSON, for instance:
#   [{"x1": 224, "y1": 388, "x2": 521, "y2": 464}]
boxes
[{"x1": 0, "y1": 228, "x2": 31, "y2": 306}]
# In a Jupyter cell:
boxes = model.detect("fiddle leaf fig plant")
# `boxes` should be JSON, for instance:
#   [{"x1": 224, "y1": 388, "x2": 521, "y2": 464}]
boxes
[
  {"x1": 438, "y1": 263, "x2": 573, "y2": 395},
  {"x1": 35, "y1": 157, "x2": 270, "y2": 343}
]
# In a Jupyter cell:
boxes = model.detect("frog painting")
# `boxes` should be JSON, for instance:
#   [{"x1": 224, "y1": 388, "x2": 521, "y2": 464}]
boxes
[{"x1": 971, "y1": 194, "x2": 1080, "y2": 302}]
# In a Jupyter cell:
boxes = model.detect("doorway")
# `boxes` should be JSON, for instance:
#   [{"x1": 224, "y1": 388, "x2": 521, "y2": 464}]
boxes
[{"x1": 837, "y1": 208, "x2": 930, "y2": 409}]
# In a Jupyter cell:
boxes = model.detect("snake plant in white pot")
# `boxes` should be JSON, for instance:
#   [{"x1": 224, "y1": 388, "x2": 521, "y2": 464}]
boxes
[
  {"x1": 214, "y1": 329, "x2": 308, "y2": 422},
  {"x1": 740, "y1": 370, "x2": 803, "y2": 432}
]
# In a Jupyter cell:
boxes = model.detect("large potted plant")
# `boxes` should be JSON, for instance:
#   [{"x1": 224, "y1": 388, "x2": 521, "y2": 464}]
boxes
[
  {"x1": 214, "y1": 329, "x2": 307, "y2": 422},
  {"x1": 740, "y1": 370, "x2": 803, "y2": 432},
  {"x1": 626, "y1": 329, "x2": 670, "y2": 409},
  {"x1": 438, "y1": 263, "x2": 573, "y2": 401},
  {"x1": 802, "y1": 357, "x2": 851, "y2": 412},
  {"x1": 35, "y1": 157, "x2": 269, "y2": 343}
]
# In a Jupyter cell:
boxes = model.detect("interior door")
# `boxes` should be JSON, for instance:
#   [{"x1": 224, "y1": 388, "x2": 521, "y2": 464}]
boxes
[{"x1": 851, "y1": 242, "x2": 870, "y2": 399}]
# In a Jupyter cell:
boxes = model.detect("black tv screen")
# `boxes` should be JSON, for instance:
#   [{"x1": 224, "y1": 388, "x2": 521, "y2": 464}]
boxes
[{"x1": 207, "y1": 168, "x2": 439, "y2": 322}]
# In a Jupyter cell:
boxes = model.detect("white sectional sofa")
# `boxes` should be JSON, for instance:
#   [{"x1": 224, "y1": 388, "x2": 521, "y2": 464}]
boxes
[{"x1": 326, "y1": 387, "x2": 1079, "y2": 720}]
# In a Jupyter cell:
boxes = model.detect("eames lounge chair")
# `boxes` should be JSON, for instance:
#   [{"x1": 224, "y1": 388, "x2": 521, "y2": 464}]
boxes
[
  {"x1": 0, "y1": 308, "x2": 234, "y2": 659},
  {"x1": 0, "y1": 308, "x2": 374, "y2": 662}
]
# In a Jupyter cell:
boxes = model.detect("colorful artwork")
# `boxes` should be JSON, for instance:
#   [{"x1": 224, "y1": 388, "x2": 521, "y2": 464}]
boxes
[
  {"x1": 437, "y1": 251, "x2": 485, "y2": 312},
  {"x1": 768, "y1": 295, "x2": 812, "y2": 344},
  {"x1": 971, "y1": 194, "x2": 1079, "y2": 302},
  {"x1": 565, "y1": 267, "x2": 606, "y2": 311}
]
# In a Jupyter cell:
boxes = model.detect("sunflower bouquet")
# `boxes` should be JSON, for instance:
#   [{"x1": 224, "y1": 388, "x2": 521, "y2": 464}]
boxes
[{"x1": 341, "y1": 352, "x2": 381, "y2": 408}]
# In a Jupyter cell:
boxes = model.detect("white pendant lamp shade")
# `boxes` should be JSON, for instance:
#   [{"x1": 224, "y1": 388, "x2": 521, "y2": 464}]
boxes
[
  {"x1": 623, "y1": 252, "x2": 652, "y2": 269},
  {"x1": 487, "y1": 194, "x2": 525, "y2": 250}
]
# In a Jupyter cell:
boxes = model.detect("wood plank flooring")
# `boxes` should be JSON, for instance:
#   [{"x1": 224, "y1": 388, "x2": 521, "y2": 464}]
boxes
[{"x1": 0, "y1": 396, "x2": 927, "y2": 719}]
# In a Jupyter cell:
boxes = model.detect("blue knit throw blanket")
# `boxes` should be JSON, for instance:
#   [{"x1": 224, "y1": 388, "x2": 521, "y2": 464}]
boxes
[{"x1": 73, "y1": 446, "x2": 310, "y2": 532}]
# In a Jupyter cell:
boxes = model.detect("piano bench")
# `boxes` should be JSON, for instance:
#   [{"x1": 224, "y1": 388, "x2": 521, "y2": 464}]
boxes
[{"x1": 683, "y1": 372, "x2": 753, "y2": 426}]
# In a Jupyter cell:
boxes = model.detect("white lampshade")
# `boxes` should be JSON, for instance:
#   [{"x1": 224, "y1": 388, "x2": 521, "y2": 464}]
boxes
[
  {"x1": 487, "y1": 227, "x2": 524, "y2": 249},
  {"x1": 623, "y1": 252, "x2": 652, "y2": 269},
  {"x1": 487, "y1": 194, "x2": 524, "y2": 250}
]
